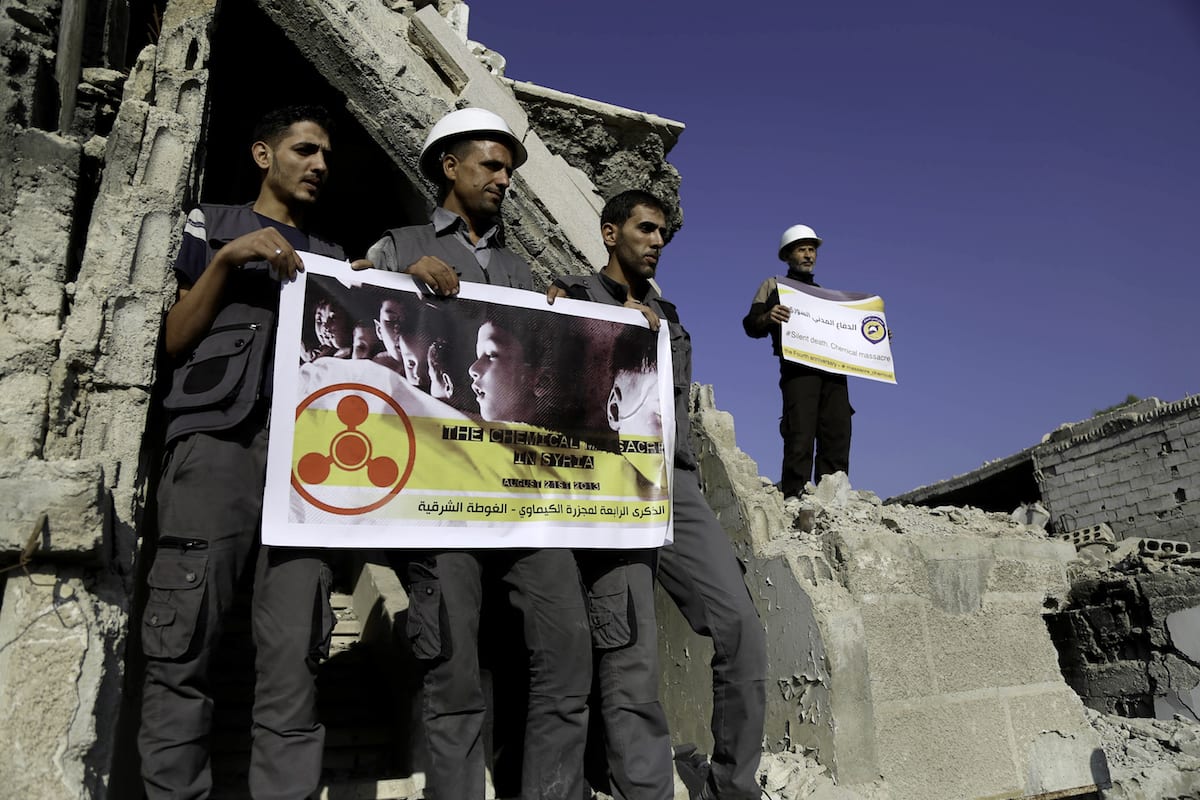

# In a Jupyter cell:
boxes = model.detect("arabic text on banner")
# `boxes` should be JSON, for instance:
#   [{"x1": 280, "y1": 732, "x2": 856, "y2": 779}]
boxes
[
  {"x1": 776, "y1": 276, "x2": 897, "y2": 384},
  {"x1": 262, "y1": 254, "x2": 675, "y2": 549}
]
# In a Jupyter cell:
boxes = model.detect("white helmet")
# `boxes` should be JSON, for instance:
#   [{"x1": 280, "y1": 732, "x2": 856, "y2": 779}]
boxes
[
  {"x1": 778, "y1": 224, "x2": 822, "y2": 260},
  {"x1": 418, "y1": 108, "x2": 528, "y2": 182}
]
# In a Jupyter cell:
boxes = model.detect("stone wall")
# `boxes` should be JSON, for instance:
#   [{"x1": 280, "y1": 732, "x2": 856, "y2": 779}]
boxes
[{"x1": 1037, "y1": 396, "x2": 1200, "y2": 546}]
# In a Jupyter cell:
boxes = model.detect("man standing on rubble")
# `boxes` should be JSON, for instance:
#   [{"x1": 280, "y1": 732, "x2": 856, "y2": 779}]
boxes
[
  {"x1": 140, "y1": 105, "x2": 343, "y2": 799},
  {"x1": 551, "y1": 189, "x2": 768, "y2": 800},
  {"x1": 362, "y1": 107, "x2": 593, "y2": 800},
  {"x1": 743, "y1": 224, "x2": 852, "y2": 497}
]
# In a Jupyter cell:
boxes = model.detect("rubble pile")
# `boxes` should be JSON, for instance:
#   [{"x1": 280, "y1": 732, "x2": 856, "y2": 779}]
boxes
[{"x1": 1086, "y1": 709, "x2": 1200, "y2": 800}]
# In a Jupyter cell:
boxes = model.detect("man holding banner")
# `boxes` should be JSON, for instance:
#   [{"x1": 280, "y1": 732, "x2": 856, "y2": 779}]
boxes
[
  {"x1": 140, "y1": 106, "x2": 343, "y2": 800},
  {"x1": 553, "y1": 190, "x2": 768, "y2": 800},
  {"x1": 743, "y1": 224, "x2": 853, "y2": 497},
  {"x1": 362, "y1": 108, "x2": 592, "y2": 800}
]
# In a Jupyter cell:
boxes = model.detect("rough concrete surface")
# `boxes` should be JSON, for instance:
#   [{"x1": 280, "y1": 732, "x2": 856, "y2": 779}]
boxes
[{"x1": 0, "y1": 568, "x2": 130, "y2": 800}]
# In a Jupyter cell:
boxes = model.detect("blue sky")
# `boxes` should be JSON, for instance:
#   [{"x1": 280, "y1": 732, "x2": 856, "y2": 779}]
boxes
[{"x1": 469, "y1": 1, "x2": 1200, "y2": 500}]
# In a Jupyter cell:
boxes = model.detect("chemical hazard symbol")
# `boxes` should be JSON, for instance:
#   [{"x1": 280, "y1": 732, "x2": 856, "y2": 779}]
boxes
[{"x1": 291, "y1": 383, "x2": 416, "y2": 515}]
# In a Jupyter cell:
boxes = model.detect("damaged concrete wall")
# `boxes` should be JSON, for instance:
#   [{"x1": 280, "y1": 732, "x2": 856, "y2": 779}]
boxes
[
  {"x1": 10, "y1": 0, "x2": 1194, "y2": 798},
  {"x1": 1, "y1": 0, "x2": 218, "y2": 794},
  {"x1": 1037, "y1": 395, "x2": 1200, "y2": 546},
  {"x1": 509, "y1": 80, "x2": 686, "y2": 235},
  {"x1": 666, "y1": 385, "x2": 1112, "y2": 800},
  {"x1": 1047, "y1": 563, "x2": 1200, "y2": 723}
]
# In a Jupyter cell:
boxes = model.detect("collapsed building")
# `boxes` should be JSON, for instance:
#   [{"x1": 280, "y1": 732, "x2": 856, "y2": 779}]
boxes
[{"x1": 1, "y1": 1, "x2": 1198, "y2": 798}]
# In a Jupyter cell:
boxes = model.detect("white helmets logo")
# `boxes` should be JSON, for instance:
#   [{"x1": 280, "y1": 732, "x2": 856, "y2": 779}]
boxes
[
  {"x1": 778, "y1": 224, "x2": 822, "y2": 260},
  {"x1": 419, "y1": 108, "x2": 529, "y2": 182}
]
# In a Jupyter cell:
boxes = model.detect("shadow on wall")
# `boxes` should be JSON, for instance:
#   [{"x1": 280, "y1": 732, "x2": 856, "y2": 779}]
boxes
[{"x1": 198, "y1": 2, "x2": 429, "y2": 259}]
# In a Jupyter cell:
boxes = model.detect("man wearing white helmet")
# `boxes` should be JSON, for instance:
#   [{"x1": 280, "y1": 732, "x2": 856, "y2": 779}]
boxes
[
  {"x1": 361, "y1": 108, "x2": 592, "y2": 800},
  {"x1": 743, "y1": 224, "x2": 852, "y2": 497},
  {"x1": 365, "y1": 107, "x2": 532, "y2": 294}
]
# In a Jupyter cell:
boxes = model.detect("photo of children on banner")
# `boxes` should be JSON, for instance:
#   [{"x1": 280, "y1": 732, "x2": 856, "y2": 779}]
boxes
[{"x1": 263, "y1": 256, "x2": 674, "y2": 549}]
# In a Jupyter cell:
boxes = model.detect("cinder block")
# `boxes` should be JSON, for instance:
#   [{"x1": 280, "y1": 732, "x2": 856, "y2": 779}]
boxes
[
  {"x1": 1159, "y1": 451, "x2": 1191, "y2": 469},
  {"x1": 874, "y1": 699, "x2": 1019, "y2": 800},
  {"x1": 1056, "y1": 524, "x2": 1116, "y2": 549},
  {"x1": 987, "y1": 557, "x2": 1070, "y2": 591},
  {"x1": 1137, "y1": 495, "x2": 1179, "y2": 516},
  {"x1": 1128, "y1": 473, "x2": 1158, "y2": 492},
  {"x1": 1098, "y1": 469, "x2": 1125, "y2": 489},
  {"x1": 1006, "y1": 690, "x2": 1107, "y2": 795},
  {"x1": 927, "y1": 608, "x2": 1064, "y2": 693},
  {"x1": 1118, "y1": 464, "x2": 1151, "y2": 483},
  {"x1": 1066, "y1": 499, "x2": 1107, "y2": 520},
  {"x1": 0, "y1": 458, "x2": 106, "y2": 560},
  {"x1": 1137, "y1": 538, "x2": 1191, "y2": 559},
  {"x1": 1065, "y1": 490, "x2": 1093, "y2": 509},
  {"x1": 1118, "y1": 425, "x2": 1157, "y2": 446},
  {"x1": 1087, "y1": 488, "x2": 1122, "y2": 507},
  {"x1": 858, "y1": 597, "x2": 935, "y2": 702}
]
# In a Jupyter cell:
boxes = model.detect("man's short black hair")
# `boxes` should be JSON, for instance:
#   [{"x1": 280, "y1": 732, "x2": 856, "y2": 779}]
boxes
[
  {"x1": 252, "y1": 105, "x2": 334, "y2": 146},
  {"x1": 601, "y1": 189, "x2": 672, "y2": 228}
]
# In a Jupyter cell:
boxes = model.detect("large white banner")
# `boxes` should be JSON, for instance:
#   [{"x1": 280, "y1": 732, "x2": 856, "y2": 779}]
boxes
[
  {"x1": 262, "y1": 255, "x2": 675, "y2": 549},
  {"x1": 776, "y1": 277, "x2": 897, "y2": 384}
]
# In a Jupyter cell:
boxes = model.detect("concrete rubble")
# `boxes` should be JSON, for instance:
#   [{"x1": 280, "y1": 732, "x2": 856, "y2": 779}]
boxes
[{"x1": 2, "y1": 0, "x2": 1199, "y2": 798}]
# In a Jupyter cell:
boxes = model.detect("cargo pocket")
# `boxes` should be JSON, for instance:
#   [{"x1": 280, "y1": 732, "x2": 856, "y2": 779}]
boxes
[
  {"x1": 312, "y1": 560, "x2": 334, "y2": 661},
  {"x1": 405, "y1": 579, "x2": 445, "y2": 661},
  {"x1": 587, "y1": 568, "x2": 634, "y2": 650},
  {"x1": 142, "y1": 550, "x2": 209, "y2": 660}
]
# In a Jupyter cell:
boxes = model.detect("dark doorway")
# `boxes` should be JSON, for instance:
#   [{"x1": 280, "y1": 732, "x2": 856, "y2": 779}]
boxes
[{"x1": 198, "y1": 1, "x2": 428, "y2": 258}]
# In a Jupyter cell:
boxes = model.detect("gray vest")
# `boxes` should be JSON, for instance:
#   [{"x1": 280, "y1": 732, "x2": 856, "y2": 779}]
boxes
[
  {"x1": 163, "y1": 204, "x2": 343, "y2": 443},
  {"x1": 556, "y1": 273, "x2": 697, "y2": 470}
]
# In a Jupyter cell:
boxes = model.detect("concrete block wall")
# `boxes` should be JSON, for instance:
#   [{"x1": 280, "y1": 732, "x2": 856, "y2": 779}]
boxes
[
  {"x1": 835, "y1": 528, "x2": 1103, "y2": 800},
  {"x1": 681, "y1": 386, "x2": 1110, "y2": 800},
  {"x1": 1035, "y1": 395, "x2": 1200, "y2": 545}
]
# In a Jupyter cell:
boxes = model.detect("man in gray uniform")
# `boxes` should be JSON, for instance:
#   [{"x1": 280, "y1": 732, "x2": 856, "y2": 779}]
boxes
[
  {"x1": 140, "y1": 105, "x2": 343, "y2": 799},
  {"x1": 363, "y1": 108, "x2": 592, "y2": 800},
  {"x1": 552, "y1": 190, "x2": 768, "y2": 800}
]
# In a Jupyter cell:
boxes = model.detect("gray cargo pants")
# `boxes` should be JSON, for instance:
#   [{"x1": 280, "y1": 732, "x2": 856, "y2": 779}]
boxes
[
  {"x1": 400, "y1": 548, "x2": 592, "y2": 800},
  {"x1": 578, "y1": 549, "x2": 674, "y2": 799},
  {"x1": 658, "y1": 468, "x2": 767, "y2": 800},
  {"x1": 139, "y1": 423, "x2": 332, "y2": 800}
]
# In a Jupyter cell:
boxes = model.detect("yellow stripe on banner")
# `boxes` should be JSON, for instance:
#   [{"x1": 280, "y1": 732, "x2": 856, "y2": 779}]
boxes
[
  {"x1": 782, "y1": 347, "x2": 896, "y2": 381},
  {"x1": 401, "y1": 496, "x2": 670, "y2": 524},
  {"x1": 840, "y1": 297, "x2": 885, "y2": 312},
  {"x1": 293, "y1": 409, "x2": 669, "y2": 499}
]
